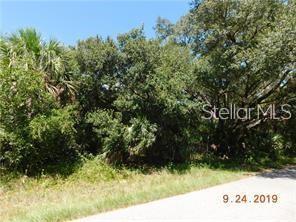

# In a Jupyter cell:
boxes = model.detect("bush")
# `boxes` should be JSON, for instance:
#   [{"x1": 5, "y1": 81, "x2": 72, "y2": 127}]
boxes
[
  {"x1": 87, "y1": 110, "x2": 158, "y2": 163},
  {"x1": 29, "y1": 106, "x2": 79, "y2": 168},
  {"x1": 0, "y1": 130, "x2": 33, "y2": 170},
  {"x1": 87, "y1": 110, "x2": 127, "y2": 159},
  {"x1": 126, "y1": 117, "x2": 157, "y2": 157},
  {"x1": 0, "y1": 67, "x2": 79, "y2": 172},
  {"x1": 1, "y1": 17, "x2": 295, "y2": 173},
  {"x1": 0, "y1": 68, "x2": 49, "y2": 171}
]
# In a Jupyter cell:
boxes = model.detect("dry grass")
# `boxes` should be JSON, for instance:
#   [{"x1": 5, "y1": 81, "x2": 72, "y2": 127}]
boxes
[{"x1": 0, "y1": 158, "x2": 250, "y2": 222}]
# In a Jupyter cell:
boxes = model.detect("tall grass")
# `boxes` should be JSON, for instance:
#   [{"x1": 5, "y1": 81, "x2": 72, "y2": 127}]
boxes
[{"x1": 0, "y1": 157, "x2": 250, "y2": 222}]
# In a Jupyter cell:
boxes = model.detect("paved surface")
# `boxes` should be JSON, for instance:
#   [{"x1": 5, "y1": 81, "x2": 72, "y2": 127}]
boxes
[{"x1": 73, "y1": 166, "x2": 296, "y2": 222}]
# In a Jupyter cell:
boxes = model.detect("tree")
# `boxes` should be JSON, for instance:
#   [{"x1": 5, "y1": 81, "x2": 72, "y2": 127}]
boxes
[
  {"x1": 158, "y1": 0, "x2": 295, "y2": 156},
  {"x1": 78, "y1": 28, "x2": 201, "y2": 163},
  {"x1": 113, "y1": 28, "x2": 200, "y2": 163},
  {"x1": 0, "y1": 28, "x2": 77, "y2": 103},
  {"x1": 0, "y1": 29, "x2": 79, "y2": 172},
  {"x1": 154, "y1": 17, "x2": 174, "y2": 41}
]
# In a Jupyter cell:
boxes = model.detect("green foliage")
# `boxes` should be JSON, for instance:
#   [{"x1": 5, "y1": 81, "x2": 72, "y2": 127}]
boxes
[
  {"x1": 0, "y1": 130, "x2": 32, "y2": 170},
  {"x1": 0, "y1": 31, "x2": 79, "y2": 173},
  {"x1": 126, "y1": 117, "x2": 157, "y2": 156},
  {"x1": 0, "y1": 67, "x2": 78, "y2": 171},
  {"x1": 86, "y1": 110, "x2": 158, "y2": 163},
  {"x1": 29, "y1": 106, "x2": 78, "y2": 164},
  {"x1": 113, "y1": 30, "x2": 201, "y2": 163},
  {"x1": 0, "y1": 68, "x2": 49, "y2": 171},
  {"x1": 29, "y1": 106, "x2": 77, "y2": 141},
  {"x1": 87, "y1": 110, "x2": 126, "y2": 157},
  {"x1": 76, "y1": 37, "x2": 122, "y2": 112},
  {"x1": 158, "y1": 0, "x2": 295, "y2": 156},
  {"x1": 76, "y1": 28, "x2": 201, "y2": 163},
  {"x1": 0, "y1": 68, "x2": 54, "y2": 130},
  {"x1": 0, "y1": 28, "x2": 77, "y2": 103},
  {"x1": 1, "y1": 1, "x2": 295, "y2": 172}
]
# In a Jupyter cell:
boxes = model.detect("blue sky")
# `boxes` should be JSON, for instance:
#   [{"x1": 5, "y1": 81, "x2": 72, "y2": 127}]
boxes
[{"x1": 0, "y1": 0, "x2": 191, "y2": 45}]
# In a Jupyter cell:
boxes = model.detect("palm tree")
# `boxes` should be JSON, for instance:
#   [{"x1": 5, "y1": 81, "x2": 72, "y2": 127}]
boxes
[{"x1": 0, "y1": 28, "x2": 76, "y2": 102}]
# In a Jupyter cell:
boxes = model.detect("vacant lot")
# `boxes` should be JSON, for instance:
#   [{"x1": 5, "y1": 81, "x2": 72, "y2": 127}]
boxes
[{"x1": 0, "y1": 158, "x2": 250, "y2": 222}]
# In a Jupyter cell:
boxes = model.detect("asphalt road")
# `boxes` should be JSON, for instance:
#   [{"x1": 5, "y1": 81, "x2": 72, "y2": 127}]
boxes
[{"x1": 73, "y1": 166, "x2": 296, "y2": 222}]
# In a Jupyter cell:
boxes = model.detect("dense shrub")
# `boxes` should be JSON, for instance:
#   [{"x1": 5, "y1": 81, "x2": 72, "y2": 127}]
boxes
[
  {"x1": 76, "y1": 29, "x2": 202, "y2": 164},
  {"x1": 87, "y1": 110, "x2": 127, "y2": 158},
  {"x1": 29, "y1": 106, "x2": 79, "y2": 167},
  {"x1": 0, "y1": 0, "x2": 295, "y2": 172},
  {"x1": 87, "y1": 110, "x2": 157, "y2": 163},
  {"x1": 157, "y1": 0, "x2": 295, "y2": 156},
  {"x1": 126, "y1": 117, "x2": 157, "y2": 157},
  {"x1": 0, "y1": 67, "x2": 78, "y2": 172},
  {"x1": 113, "y1": 31, "x2": 201, "y2": 163}
]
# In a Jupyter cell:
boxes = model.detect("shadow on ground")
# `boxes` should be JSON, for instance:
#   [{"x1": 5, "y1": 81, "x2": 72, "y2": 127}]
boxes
[{"x1": 258, "y1": 166, "x2": 296, "y2": 180}]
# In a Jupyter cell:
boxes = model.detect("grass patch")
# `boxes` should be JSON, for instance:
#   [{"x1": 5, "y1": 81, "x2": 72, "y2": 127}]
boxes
[{"x1": 1, "y1": 155, "x2": 293, "y2": 222}]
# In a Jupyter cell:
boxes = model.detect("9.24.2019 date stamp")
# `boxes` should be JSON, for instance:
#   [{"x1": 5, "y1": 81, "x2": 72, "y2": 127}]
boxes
[{"x1": 223, "y1": 194, "x2": 279, "y2": 204}]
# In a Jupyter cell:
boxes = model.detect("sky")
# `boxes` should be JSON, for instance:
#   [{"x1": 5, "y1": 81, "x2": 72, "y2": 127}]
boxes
[{"x1": 0, "y1": 0, "x2": 191, "y2": 46}]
